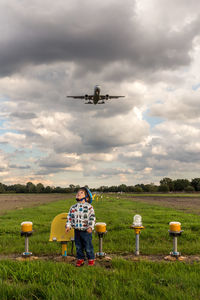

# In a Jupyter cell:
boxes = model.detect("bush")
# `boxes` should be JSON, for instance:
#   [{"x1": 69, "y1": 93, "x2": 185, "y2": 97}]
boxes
[
  {"x1": 133, "y1": 186, "x2": 143, "y2": 193},
  {"x1": 184, "y1": 185, "x2": 195, "y2": 193},
  {"x1": 158, "y1": 184, "x2": 169, "y2": 193}
]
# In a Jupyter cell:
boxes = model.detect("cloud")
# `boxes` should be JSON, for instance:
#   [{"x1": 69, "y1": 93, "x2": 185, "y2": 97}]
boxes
[
  {"x1": 36, "y1": 153, "x2": 81, "y2": 175},
  {"x1": 150, "y1": 90, "x2": 200, "y2": 121},
  {"x1": 83, "y1": 166, "x2": 134, "y2": 179},
  {"x1": 0, "y1": 150, "x2": 9, "y2": 176},
  {"x1": 10, "y1": 112, "x2": 37, "y2": 120},
  {"x1": 1, "y1": 0, "x2": 199, "y2": 79},
  {"x1": 9, "y1": 164, "x2": 31, "y2": 169},
  {"x1": 1, "y1": 1, "x2": 200, "y2": 186}
]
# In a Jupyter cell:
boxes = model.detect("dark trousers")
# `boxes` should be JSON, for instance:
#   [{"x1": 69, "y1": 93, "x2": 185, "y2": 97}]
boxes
[{"x1": 75, "y1": 230, "x2": 95, "y2": 260}]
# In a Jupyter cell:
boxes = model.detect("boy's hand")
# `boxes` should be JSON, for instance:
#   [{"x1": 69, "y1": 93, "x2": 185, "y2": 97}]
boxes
[
  {"x1": 65, "y1": 227, "x2": 70, "y2": 233},
  {"x1": 87, "y1": 227, "x2": 92, "y2": 233}
]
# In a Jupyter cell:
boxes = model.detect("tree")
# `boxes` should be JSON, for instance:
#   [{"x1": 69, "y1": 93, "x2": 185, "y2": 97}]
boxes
[
  {"x1": 143, "y1": 183, "x2": 158, "y2": 193},
  {"x1": 134, "y1": 184, "x2": 145, "y2": 192},
  {"x1": 173, "y1": 179, "x2": 190, "y2": 192},
  {"x1": 158, "y1": 184, "x2": 169, "y2": 193},
  {"x1": 36, "y1": 183, "x2": 45, "y2": 193},
  {"x1": 45, "y1": 186, "x2": 53, "y2": 193},
  {"x1": 69, "y1": 184, "x2": 75, "y2": 192},
  {"x1": 26, "y1": 182, "x2": 36, "y2": 193},
  {"x1": 118, "y1": 184, "x2": 127, "y2": 192},
  {"x1": 126, "y1": 186, "x2": 136, "y2": 193},
  {"x1": 191, "y1": 178, "x2": 200, "y2": 191},
  {"x1": 160, "y1": 178, "x2": 174, "y2": 191},
  {"x1": 0, "y1": 183, "x2": 5, "y2": 193},
  {"x1": 184, "y1": 185, "x2": 195, "y2": 193},
  {"x1": 75, "y1": 185, "x2": 81, "y2": 192},
  {"x1": 133, "y1": 186, "x2": 143, "y2": 193},
  {"x1": 108, "y1": 186, "x2": 118, "y2": 192}
]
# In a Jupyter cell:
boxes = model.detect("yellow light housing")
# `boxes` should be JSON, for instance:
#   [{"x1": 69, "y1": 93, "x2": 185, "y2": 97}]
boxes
[
  {"x1": 95, "y1": 222, "x2": 107, "y2": 233},
  {"x1": 21, "y1": 222, "x2": 33, "y2": 233},
  {"x1": 169, "y1": 222, "x2": 181, "y2": 233}
]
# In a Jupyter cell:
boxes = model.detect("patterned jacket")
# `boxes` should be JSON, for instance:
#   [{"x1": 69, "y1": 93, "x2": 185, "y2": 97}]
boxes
[{"x1": 65, "y1": 202, "x2": 96, "y2": 231}]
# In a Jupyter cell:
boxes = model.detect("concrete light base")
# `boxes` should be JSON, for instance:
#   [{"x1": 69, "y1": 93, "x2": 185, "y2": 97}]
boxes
[
  {"x1": 96, "y1": 255, "x2": 112, "y2": 261},
  {"x1": 54, "y1": 256, "x2": 76, "y2": 262},
  {"x1": 164, "y1": 255, "x2": 187, "y2": 261},
  {"x1": 16, "y1": 256, "x2": 39, "y2": 261}
]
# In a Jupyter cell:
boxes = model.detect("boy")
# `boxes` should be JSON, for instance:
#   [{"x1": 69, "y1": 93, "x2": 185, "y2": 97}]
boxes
[{"x1": 65, "y1": 187, "x2": 96, "y2": 267}]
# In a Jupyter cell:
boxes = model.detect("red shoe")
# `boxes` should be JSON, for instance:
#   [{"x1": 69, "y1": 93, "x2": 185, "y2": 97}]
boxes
[
  {"x1": 88, "y1": 259, "x2": 95, "y2": 266},
  {"x1": 76, "y1": 259, "x2": 84, "y2": 267}
]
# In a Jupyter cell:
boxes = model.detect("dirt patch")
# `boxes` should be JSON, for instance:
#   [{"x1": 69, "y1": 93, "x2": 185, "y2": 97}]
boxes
[
  {"x1": 124, "y1": 254, "x2": 200, "y2": 263},
  {"x1": 0, "y1": 194, "x2": 72, "y2": 214},
  {"x1": 1, "y1": 253, "x2": 200, "y2": 265},
  {"x1": 124, "y1": 196, "x2": 200, "y2": 214},
  {"x1": 1, "y1": 194, "x2": 200, "y2": 215}
]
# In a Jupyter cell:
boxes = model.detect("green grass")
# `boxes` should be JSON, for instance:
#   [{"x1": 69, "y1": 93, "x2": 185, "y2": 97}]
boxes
[
  {"x1": 0, "y1": 195, "x2": 200, "y2": 255},
  {"x1": 1, "y1": 195, "x2": 200, "y2": 299},
  {"x1": 1, "y1": 259, "x2": 200, "y2": 300}
]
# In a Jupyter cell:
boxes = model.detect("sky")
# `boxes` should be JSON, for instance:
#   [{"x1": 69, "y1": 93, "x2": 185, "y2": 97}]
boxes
[{"x1": 1, "y1": 0, "x2": 200, "y2": 188}]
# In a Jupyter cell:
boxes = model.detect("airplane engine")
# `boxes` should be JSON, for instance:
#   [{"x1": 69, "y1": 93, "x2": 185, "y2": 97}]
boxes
[
  {"x1": 85, "y1": 94, "x2": 89, "y2": 100},
  {"x1": 105, "y1": 94, "x2": 109, "y2": 100}
]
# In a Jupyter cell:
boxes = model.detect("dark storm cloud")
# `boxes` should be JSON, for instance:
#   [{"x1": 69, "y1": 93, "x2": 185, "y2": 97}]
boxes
[
  {"x1": 36, "y1": 154, "x2": 78, "y2": 175},
  {"x1": 9, "y1": 164, "x2": 31, "y2": 169},
  {"x1": 83, "y1": 167, "x2": 133, "y2": 178},
  {"x1": 39, "y1": 161, "x2": 72, "y2": 169},
  {"x1": 10, "y1": 112, "x2": 37, "y2": 119},
  {"x1": 0, "y1": 1, "x2": 135, "y2": 76},
  {"x1": 0, "y1": 0, "x2": 199, "y2": 78}
]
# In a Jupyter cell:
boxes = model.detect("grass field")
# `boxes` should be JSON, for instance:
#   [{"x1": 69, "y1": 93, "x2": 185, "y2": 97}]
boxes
[{"x1": 0, "y1": 194, "x2": 200, "y2": 299}]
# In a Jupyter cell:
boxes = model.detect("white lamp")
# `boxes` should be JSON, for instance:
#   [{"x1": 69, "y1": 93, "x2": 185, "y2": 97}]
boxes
[{"x1": 133, "y1": 214, "x2": 142, "y2": 227}]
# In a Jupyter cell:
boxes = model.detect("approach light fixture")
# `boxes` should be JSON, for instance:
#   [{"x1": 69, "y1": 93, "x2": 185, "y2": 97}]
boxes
[
  {"x1": 168, "y1": 221, "x2": 183, "y2": 257},
  {"x1": 21, "y1": 221, "x2": 33, "y2": 257},
  {"x1": 130, "y1": 214, "x2": 144, "y2": 256},
  {"x1": 95, "y1": 222, "x2": 107, "y2": 258}
]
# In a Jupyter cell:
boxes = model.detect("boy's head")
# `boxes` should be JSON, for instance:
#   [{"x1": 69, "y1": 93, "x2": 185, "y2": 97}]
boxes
[{"x1": 76, "y1": 187, "x2": 93, "y2": 203}]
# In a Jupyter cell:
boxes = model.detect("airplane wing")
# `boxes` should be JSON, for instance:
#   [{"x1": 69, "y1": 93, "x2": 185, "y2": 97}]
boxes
[
  {"x1": 100, "y1": 95, "x2": 125, "y2": 99},
  {"x1": 108, "y1": 96, "x2": 125, "y2": 99},
  {"x1": 67, "y1": 96, "x2": 85, "y2": 99},
  {"x1": 67, "y1": 95, "x2": 93, "y2": 100}
]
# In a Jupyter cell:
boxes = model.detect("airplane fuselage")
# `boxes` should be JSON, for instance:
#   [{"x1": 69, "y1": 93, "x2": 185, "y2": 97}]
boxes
[{"x1": 93, "y1": 85, "x2": 101, "y2": 104}]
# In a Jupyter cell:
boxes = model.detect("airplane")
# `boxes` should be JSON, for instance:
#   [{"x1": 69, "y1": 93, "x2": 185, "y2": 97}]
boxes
[{"x1": 67, "y1": 85, "x2": 125, "y2": 104}]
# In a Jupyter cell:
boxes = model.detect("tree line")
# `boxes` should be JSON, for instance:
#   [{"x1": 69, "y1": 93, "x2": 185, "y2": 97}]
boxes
[{"x1": 1, "y1": 178, "x2": 200, "y2": 194}]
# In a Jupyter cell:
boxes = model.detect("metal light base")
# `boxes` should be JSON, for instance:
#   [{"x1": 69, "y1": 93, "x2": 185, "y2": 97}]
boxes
[
  {"x1": 168, "y1": 230, "x2": 184, "y2": 257},
  {"x1": 22, "y1": 252, "x2": 32, "y2": 257},
  {"x1": 170, "y1": 251, "x2": 181, "y2": 257},
  {"x1": 130, "y1": 225, "x2": 145, "y2": 256},
  {"x1": 168, "y1": 230, "x2": 183, "y2": 237},
  {"x1": 96, "y1": 252, "x2": 106, "y2": 258},
  {"x1": 95, "y1": 232, "x2": 107, "y2": 258},
  {"x1": 21, "y1": 231, "x2": 33, "y2": 257}
]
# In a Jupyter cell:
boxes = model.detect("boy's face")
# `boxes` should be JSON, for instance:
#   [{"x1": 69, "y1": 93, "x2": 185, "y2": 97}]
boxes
[{"x1": 76, "y1": 189, "x2": 87, "y2": 201}]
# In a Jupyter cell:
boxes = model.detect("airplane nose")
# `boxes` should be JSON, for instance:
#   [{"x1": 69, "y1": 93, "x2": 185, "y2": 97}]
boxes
[{"x1": 95, "y1": 85, "x2": 101, "y2": 92}]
